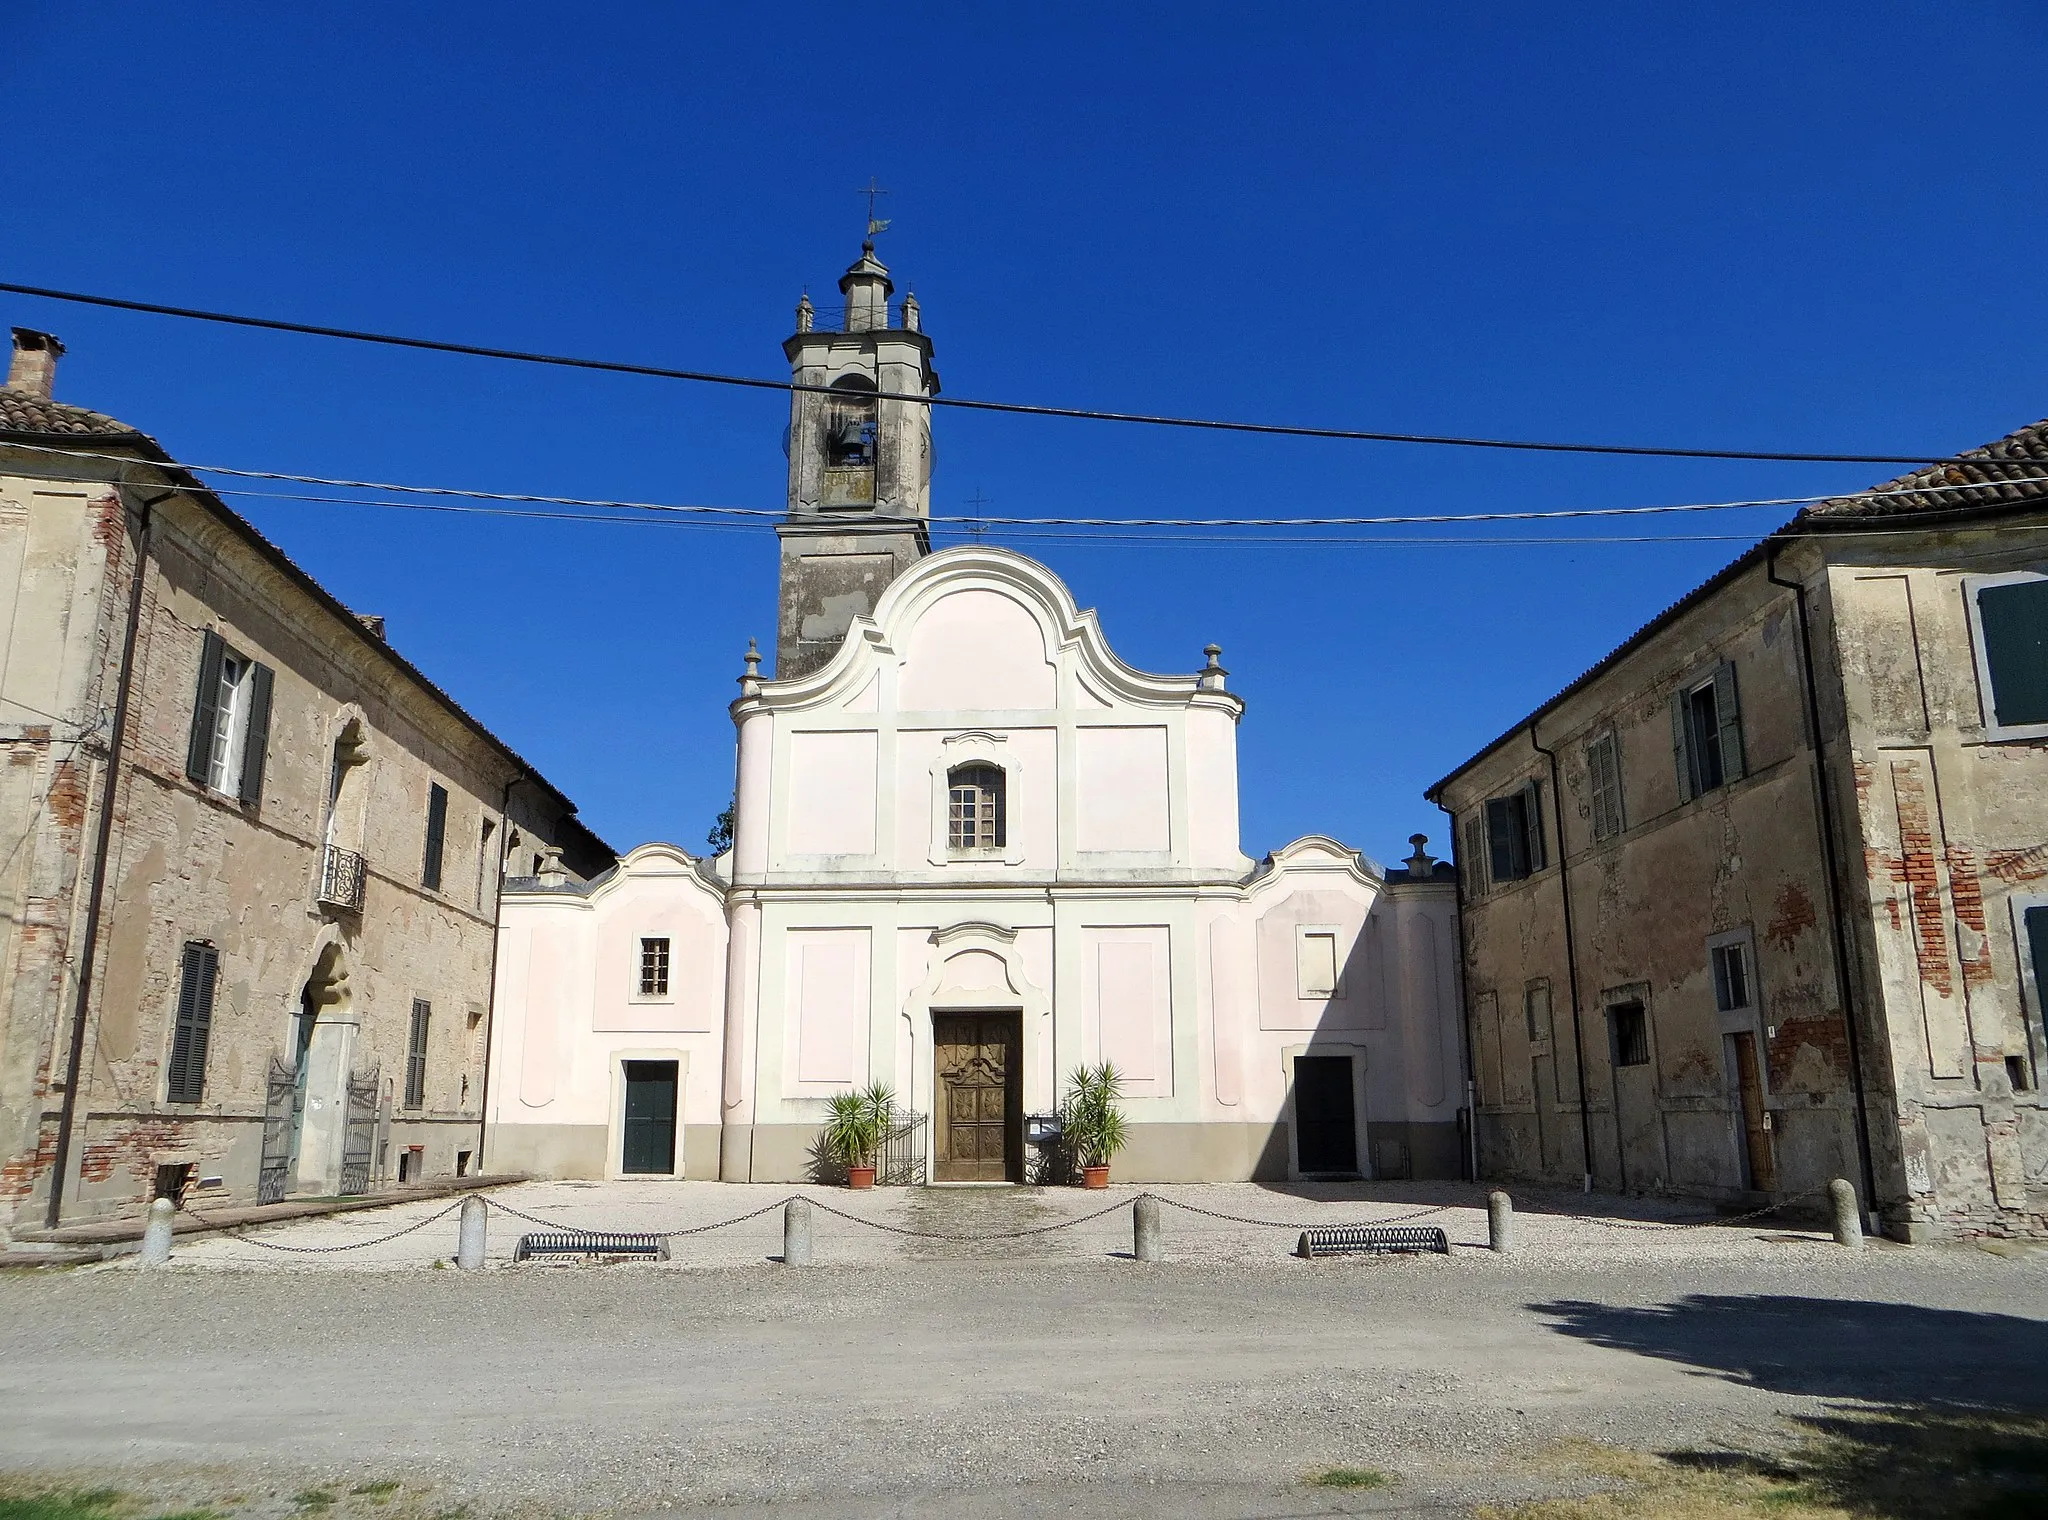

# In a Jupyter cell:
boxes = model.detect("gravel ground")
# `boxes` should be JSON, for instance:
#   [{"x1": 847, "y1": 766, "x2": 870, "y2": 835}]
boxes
[{"x1": 5, "y1": 1183, "x2": 2045, "y2": 1518}]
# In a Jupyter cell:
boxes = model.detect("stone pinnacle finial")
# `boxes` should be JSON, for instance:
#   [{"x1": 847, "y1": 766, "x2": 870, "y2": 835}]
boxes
[
  {"x1": 1404, "y1": 834, "x2": 1437, "y2": 878},
  {"x1": 1198, "y1": 644, "x2": 1228, "y2": 691},
  {"x1": 796, "y1": 293, "x2": 814, "y2": 333},
  {"x1": 738, "y1": 638, "x2": 763, "y2": 697}
]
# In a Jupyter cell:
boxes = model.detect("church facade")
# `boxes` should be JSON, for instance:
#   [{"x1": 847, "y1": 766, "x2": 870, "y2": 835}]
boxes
[{"x1": 485, "y1": 243, "x2": 1465, "y2": 1184}]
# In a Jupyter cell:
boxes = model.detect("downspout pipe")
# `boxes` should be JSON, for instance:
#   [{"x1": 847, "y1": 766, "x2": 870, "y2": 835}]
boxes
[
  {"x1": 471, "y1": 770, "x2": 525, "y2": 1172},
  {"x1": 1529, "y1": 724, "x2": 1597, "y2": 1192},
  {"x1": 1434, "y1": 798, "x2": 1480, "y2": 1183},
  {"x1": 1765, "y1": 548, "x2": 1880, "y2": 1224},
  {"x1": 47, "y1": 487, "x2": 160, "y2": 1229}
]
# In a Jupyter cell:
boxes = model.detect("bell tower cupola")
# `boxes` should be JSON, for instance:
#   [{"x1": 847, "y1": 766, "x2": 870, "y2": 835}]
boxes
[{"x1": 774, "y1": 237, "x2": 940, "y2": 680}]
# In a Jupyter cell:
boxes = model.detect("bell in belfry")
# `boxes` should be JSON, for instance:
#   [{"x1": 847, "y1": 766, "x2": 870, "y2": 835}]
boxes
[{"x1": 829, "y1": 415, "x2": 870, "y2": 464}]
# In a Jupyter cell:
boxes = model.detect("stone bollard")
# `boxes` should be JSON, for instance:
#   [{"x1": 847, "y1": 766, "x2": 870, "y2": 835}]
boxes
[
  {"x1": 1133, "y1": 1195, "x2": 1162, "y2": 1263},
  {"x1": 1828, "y1": 1178, "x2": 1864, "y2": 1249},
  {"x1": 783, "y1": 1197, "x2": 813, "y2": 1267},
  {"x1": 457, "y1": 1195, "x2": 488, "y2": 1271},
  {"x1": 1488, "y1": 1190, "x2": 1515, "y2": 1254},
  {"x1": 138, "y1": 1196, "x2": 176, "y2": 1269}
]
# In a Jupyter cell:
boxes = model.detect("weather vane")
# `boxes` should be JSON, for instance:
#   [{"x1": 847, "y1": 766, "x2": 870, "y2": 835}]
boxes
[{"x1": 859, "y1": 176, "x2": 891, "y2": 239}]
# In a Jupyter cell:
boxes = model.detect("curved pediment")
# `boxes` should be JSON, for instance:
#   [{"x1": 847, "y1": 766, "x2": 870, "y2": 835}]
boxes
[{"x1": 739, "y1": 546, "x2": 1244, "y2": 717}]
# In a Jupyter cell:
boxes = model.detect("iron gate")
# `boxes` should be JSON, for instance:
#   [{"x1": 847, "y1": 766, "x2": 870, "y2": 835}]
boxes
[
  {"x1": 257, "y1": 1054, "x2": 297, "y2": 1205},
  {"x1": 878, "y1": 1110, "x2": 928, "y2": 1186},
  {"x1": 339, "y1": 1065, "x2": 379, "y2": 1196}
]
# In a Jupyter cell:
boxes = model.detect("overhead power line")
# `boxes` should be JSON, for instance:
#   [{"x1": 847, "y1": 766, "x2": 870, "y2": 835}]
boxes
[
  {"x1": 11, "y1": 440, "x2": 2044, "y2": 532},
  {"x1": 0, "y1": 278, "x2": 1974, "y2": 466}
]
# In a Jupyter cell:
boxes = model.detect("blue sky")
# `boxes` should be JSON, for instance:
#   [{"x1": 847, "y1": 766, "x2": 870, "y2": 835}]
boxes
[{"x1": 6, "y1": 4, "x2": 2046, "y2": 864}]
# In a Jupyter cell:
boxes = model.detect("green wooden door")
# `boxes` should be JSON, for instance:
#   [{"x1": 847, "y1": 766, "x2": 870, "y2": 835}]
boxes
[{"x1": 622, "y1": 1061, "x2": 677, "y2": 1175}]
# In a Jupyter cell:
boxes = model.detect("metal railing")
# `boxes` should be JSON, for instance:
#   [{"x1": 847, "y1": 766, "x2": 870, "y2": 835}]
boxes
[
  {"x1": 878, "y1": 1111, "x2": 928, "y2": 1186},
  {"x1": 317, "y1": 843, "x2": 366, "y2": 912}
]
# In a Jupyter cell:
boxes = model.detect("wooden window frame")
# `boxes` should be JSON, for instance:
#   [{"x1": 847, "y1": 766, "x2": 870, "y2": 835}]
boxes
[
  {"x1": 946, "y1": 763, "x2": 1007, "y2": 853},
  {"x1": 637, "y1": 936, "x2": 672, "y2": 999},
  {"x1": 1586, "y1": 730, "x2": 1625, "y2": 842}
]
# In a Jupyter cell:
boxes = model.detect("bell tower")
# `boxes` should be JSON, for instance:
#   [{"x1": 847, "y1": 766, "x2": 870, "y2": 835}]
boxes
[{"x1": 775, "y1": 239, "x2": 939, "y2": 679}]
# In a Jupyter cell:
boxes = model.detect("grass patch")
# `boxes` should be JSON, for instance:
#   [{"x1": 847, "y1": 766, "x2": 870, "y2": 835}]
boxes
[
  {"x1": 1307, "y1": 1467, "x2": 1389, "y2": 1490},
  {"x1": 290, "y1": 1495, "x2": 334, "y2": 1512},
  {"x1": 347, "y1": 1486, "x2": 400, "y2": 1503},
  {"x1": 1479, "y1": 1409, "x2": 2048, "y2": 1518},
  {"x1": 0, "y1": 1492, "x2": 125, "y2": 1520}
]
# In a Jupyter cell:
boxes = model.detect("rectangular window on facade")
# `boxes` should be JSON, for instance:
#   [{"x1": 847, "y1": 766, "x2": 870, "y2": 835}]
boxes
[
  {"x1": 946, "y1": 764, "x2": 1006, "y2": 851},
  {"x1": 422, "y1": 784, "x2": 449, "y2": 890},
  {"x1": 404, "y1": 998, "x2": 431, "y2": 1109},
  {"x1": 1967, "y1": 572, "x2": 2048, "y2": 738},
  {"x1": 1525, "y1": 980, "x2": 1551, "y2": 1045},
  {"x1": 184, "y1": 630, "x2": 273, "y2": 808},
  {"x1": 1672, "y1": 662, "x2": 1746, "y2": 802},
  {"x1": 639, "y1": 936, "x2": 671, "y2": 997},
  {"x1": 1587, "y1": 732, "x2": 1625, "y2": 841},
  {"x1": 166, "y1": 941, "x2": 220, "y2": 1104},
  {"x1": 1712, "y1": 941, "x2": 1752, "y2": 1013},
  {"x1": 1609, "y1": 1002, "x2": 1650, "y2": 1067},
  {"x1": 1485, "y1": 780, "x2": 1546, "y2": 883},
  {"x1": 1296, "y1": 930, "x2": 1340, "y2": 999}
]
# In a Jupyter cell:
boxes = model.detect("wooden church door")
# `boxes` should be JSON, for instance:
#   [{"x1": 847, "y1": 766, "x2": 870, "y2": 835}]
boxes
[{"x1": 934, "y1": 1013, "x2": 1021, "y2": 1182}]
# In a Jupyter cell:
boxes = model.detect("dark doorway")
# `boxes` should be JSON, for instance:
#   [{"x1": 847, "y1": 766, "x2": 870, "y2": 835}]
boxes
[
  {"x1": 1729, "y1": 1032, "x2": 1777, "y2": 1192},
  {"x1": 622, "y1": 1060, "x2": 678, "y2": 1175},
  {"x1": 934, "y1": 1012, "x2": 1021, "y2": 1182},
  {"x1": 1294, "y1": 1055, "x2": 1358, "y2": 1175}
]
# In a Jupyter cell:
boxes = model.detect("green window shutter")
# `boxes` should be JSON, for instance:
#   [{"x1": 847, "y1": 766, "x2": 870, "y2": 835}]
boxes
[
  {"x1": 166, "y1": 941, "x2": 219, "y2": 1104},
  {"x1": 1714, "y1": 661, "x2": 1746, "y2": 782},
  {"x1": 237, "y1": 663, "x2": 274, "y2": 808},
  {"x1": 185, "y1": 631, "x2": 226, "y2": 784},
  {"x1": 1521, "y1": 779, "x2": 1547, "y2": 870},
  {"x1": 1670, "y1": 690, "x2": 1694, "y2": 803},
  {"x1": 405, "y1": 999, "x2": 431, "y2": 1109},
  {"x1": 2026, "y1": 906, "x2": 2048, "y2": 1036},
  {"x1": 422, "y1": 784, "x2": 449, "y2": 890},
  {"x1": 1461, "y1": 813, "x2": 1488, "y2": 898},
  {"x1": 1979, "y1": 578, "x2": 2048, "y2": 728},
  {"x1": 1485, "y1": 796, "x2": 1518, "y2": 881}
]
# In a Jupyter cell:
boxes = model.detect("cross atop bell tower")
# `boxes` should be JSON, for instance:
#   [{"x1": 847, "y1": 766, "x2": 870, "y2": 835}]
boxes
[{"x1": 775, "y1": 235, "x2": 940, "y2": 679}]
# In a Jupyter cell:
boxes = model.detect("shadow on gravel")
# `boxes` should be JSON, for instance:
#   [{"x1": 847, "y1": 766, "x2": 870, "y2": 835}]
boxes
[
  {"x1": 1531, "y1": 1294, "x2": 2048, "y2": 1410},
  {"x1": 1520, "y1": 1297, "x2": 2048, "y2": 1517}
]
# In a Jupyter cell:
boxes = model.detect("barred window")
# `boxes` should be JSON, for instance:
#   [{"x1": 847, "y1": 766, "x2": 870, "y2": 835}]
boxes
[
  {"x1": 947, "y1": 764, "x2": 1005, "y2": 851},
  {"x1": 639, "y1": 937, "x2": 671, "y2": 997},
  {"x1": 1609, "y1": 1002, "x2": 1650, "y2": 1067}
]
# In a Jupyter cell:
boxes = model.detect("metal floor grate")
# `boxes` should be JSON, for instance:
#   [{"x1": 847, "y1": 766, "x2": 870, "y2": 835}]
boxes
[
  {"x1": 513, "y1": 1231, "x2": 671, "y2": 1262},
  {"x1": 1295, "y1": 1224, "x2": 1450, "y2": 1259}
]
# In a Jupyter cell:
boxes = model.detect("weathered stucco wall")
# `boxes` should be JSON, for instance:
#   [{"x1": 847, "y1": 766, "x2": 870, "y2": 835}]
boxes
[
  {"x1": 0, "y1": 450, "x2": 605, "y2": 1235},
  {"x1": 1444, "y1": 561, "x2": 1862, "y2": 1208},
  {"x1": 1821, "y1": 545, "x2": 2048, "y2": 1239}
]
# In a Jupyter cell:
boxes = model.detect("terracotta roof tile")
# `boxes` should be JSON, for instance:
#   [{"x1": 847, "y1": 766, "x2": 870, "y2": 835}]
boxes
[
  {"x1": 0, "y1": 387, "x2": 140, "y2": 438},
  {"x1": 1800, "y1": 415, "x2": 2048, "y2": 519}
]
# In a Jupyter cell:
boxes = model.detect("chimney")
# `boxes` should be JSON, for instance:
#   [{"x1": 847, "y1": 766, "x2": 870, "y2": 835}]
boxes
[{"x1": 6, "y1": 329, "x2": 65, "y2": 399}]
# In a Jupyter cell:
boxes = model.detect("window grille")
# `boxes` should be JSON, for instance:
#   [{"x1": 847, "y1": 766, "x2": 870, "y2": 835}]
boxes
[
  {"x1": 639, "y1": 937, "x2": 671, "y2": 997},
  {"x1": 1587, "y1": 732, "x2": 1625, "y2": 841},
  {"x1": 947, "y1": 764, "x2": 1006, "y2": 850},
  {"x1": 1712, "y1": 943, "x2": 1751, "y2": 1013},
  {"x1": 166, "y1": 941, "x2": 220, "y2": 1104},
  {"x1": 1610, "y1": 1003, "x2": 1650, "y2": 1067},
  {"x1": 404, "y1": 999, "x2": 431, "y2": 1109}
]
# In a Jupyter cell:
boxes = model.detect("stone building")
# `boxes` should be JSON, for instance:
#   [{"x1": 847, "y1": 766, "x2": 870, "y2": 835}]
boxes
[
  {"x1": 0, "y1": 328, "x2": 611, "y2": 1237},
  {"x1": 486, "y1": 243, "x2": 1467, "y2": 1184},
  {"x1": 1429, "y1": 416, "x2": 2048, "y2": 1240}
]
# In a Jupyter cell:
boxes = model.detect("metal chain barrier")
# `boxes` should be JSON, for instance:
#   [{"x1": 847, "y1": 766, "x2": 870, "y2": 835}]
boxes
[
  {"x1": 1143, "y1": 1192, "x2": 1451, "y2": 1231},
  {"x1": 805, "y1": 1193, "x2": 1135, "y2": 1241},
  {"x1": 182, "y1": 1198, "x2": 467, "y2": 1254},
  {"x1": 486, "y1": 1194, "x2": 796, "y2": 1240},
  {"x1": 1565, "y1": 1184, "x2": 1830, "y2": 1232}
]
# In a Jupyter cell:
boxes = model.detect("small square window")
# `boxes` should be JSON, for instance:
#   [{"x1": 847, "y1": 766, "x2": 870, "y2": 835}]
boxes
[
  {"x1": 639, "y1": 937, "x2": 671, "y2": 998},
  {"x1": 1610, "y1": 1002, "x2": 1650, "y2": 1067},
  {"x1": 1712, "y1": 943, "x2": 1751, "y2": 1013}
]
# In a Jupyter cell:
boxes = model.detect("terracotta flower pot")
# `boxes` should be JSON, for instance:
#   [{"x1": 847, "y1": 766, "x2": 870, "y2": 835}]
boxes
[
  {"x1": 847, "y1": 1164, "x2": 877, "y2": 1190},
  {"x1": 1082, "y1": 1164, "x2": 1111, "y2": 1190}
]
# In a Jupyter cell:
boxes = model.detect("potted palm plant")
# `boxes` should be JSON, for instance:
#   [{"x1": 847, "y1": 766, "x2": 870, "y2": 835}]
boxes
[
  {"x1": 823, "y1": 1081, "x2": 896, "y2": 1188},
  {"x1": 1059, "y1": 1063, "x2": 1128, "y2": 1188}
]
